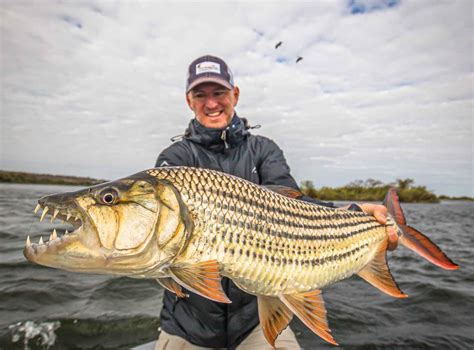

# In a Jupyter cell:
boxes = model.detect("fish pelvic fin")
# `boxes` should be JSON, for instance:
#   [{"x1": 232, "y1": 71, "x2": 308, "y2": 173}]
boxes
[
  {"x1": 156, "y1": 277, "x2": 187, "y2": 298},
  {"x1": 169, "y1": 260, "x2": 231, "y2": 304},
  {"x1": 257, "y1": 296, "x2": 294, "y2": 348},
  {"x1": 281, "y1": 290, "x2": 338, "y2": 346},
  {"x1": 383, "y1": 187, "x2": 459, "y2": 271},
  {"x1": 357, "y1": 240, "x2": 408, "y2": 298}
]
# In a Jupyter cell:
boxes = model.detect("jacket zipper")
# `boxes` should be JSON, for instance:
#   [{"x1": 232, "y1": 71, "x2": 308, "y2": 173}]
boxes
[{"x1": 221, "y1": 128, "x2": 230, "y2": 149}]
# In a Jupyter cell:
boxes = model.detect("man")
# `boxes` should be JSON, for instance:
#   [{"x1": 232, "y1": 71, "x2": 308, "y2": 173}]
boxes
[{"x1": 154, "y1": 55, "x2": 397, "y2": 349}]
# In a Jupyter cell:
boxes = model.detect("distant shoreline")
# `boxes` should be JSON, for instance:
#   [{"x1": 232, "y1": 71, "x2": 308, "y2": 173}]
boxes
[
  {"x1": 0, "y1": 170, "x2": 106, "y2": 186},
  {"x1": 1, "y1": 170, "x2": 471, "y2": 202}
]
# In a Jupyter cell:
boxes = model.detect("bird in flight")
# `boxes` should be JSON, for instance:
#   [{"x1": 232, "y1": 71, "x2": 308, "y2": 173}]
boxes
[
  {"x1": 296, "y1": 56, "x2": 303, "y2": 63},
  {"x1": 275, "y1": 41, "x2": 282, "y2": 49}
]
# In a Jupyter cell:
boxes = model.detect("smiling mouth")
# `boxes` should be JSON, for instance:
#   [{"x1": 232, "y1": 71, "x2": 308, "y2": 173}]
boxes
[
  {"x1": 206, "y1": 111, "x2": 223, "y2": 117},
  {"x1": 25, "y1": 202, "x2": 84, "y2": 252}
]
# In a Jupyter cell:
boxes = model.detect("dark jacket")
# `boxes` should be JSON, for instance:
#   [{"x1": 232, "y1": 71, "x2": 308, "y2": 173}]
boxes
[{"x1": 154, "y1": 114, "x2": 335, "y2": 348}]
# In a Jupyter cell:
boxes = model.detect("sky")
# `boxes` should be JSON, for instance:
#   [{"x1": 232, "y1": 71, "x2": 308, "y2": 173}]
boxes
[{"x1": 1, "y1": 0, "x2": 472, "y2": 197}]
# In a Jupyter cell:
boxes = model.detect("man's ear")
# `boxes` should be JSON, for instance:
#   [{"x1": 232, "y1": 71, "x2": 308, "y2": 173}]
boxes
[
  {"x1": 186, "y1": 93, "x2": 194, "y2": 111},
  {"x1": 233, "y1": 86, "x2": 240, "y2": 107}
]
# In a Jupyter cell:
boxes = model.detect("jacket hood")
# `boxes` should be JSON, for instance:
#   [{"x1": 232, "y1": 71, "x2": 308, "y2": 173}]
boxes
[{"x1": 183, "y1": 113, "x2": 252, "y2": 152}]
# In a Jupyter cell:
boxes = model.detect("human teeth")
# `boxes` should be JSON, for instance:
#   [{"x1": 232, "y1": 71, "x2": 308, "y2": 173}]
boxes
[
  {"x1": 40, "y1": 206, "x2": 49, "y2": 222},
  {"x1": 51, "y1": 209, "x2": 59, "y2": 223},
  {"x1": 34, "y1": 204, "x2": 41, "y2": 214},
  {"x1": 26, "y1": 235, "x2": 31, "y2": 247},
  {"x1": 39, "y1": 236, "x2": 44, "y2": 245},
  {"x1": 208, "y1": 112, "x2": 221, "y2": 117}
]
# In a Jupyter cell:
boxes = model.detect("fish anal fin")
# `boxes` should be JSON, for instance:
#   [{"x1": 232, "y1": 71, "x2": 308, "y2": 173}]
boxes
[
  {"x1": 400, "y1": 225, "x2": 459, "y2": 270},
  {"x1": 357, "y1": 240, "x2": 408, "y2": 298},
  {"x1": 169, "y1": 260, "x2": 231, "y2": 304},
  {"x1": 257, "y1": 296, "x2": 294, "y2": 348},
  {"x1": 281, "y1": 290, "x2": 338, "y2": 346},
  {"x1": 156, "y1": 277, "x2": 187, "y2": 298},
  {"x1": 264, "y1": 185, "x2": 303, "y2": 199}
]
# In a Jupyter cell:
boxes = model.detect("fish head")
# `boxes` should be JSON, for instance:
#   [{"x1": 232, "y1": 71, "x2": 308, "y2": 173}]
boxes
[{"x1": 24, "y1": 171, "x2": 189, "y2": 277}]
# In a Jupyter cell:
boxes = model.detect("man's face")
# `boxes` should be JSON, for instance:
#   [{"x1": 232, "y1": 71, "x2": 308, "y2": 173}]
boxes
[{"x1": 186, "y1": 82, "x2": 240, "y2": 129}]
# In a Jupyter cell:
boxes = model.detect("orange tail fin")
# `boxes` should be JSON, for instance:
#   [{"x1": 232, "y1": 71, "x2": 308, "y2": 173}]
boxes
[{"x1": 383, "y1": 188, "x2": 459, "y2": 271}]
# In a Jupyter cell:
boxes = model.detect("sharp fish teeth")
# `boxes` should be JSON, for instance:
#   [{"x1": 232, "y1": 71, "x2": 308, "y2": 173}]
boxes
[
  {"x1": 40, "y1": 206, "x2": 49, "y2": 222},
  {"x1": 34, "y1": 204, "x2": 41, "y2": 214},
  {"x1": 51, "y1": 209, "x2": 59, "y2": 223},
  {"x1": 75, "y1": 214, "x2": 80, "y2": 221},
  {"x1": 65, "y1": 230, "x2": 69, "y2": 235},
  {"x1": 26, "y1": 235, "x2": 31, "y2": 247},
  {"x1": 50, "y1": 229, "x2": 58, "y2": 240},
  {"x1": 66, "y1": 213, "x2": 71, "y2": 221},
  {"x1": 39, "y1": 236, "x2": 44, "y2": 245}
]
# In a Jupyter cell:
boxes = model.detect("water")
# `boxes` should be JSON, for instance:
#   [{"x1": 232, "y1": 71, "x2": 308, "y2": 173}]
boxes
[{"x1": 0, "y1": 183, "x2": 473, "y2": 349}]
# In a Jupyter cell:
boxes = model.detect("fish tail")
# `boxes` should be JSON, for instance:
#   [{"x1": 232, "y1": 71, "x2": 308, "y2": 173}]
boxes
[{"x1": 383, "y1": 188, "x2": 459, "y2": 270}]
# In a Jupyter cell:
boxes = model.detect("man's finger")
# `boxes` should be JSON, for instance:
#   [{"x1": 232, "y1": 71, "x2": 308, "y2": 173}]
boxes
[
  {"x1": 387, "y1": 227, "x2": 398, "y2": 251},
  {"x1": 359, "y1": 204, "x2": 387, "y2": 225},
  {"x1": 373, "y1": 206, "x2": 388, "y2": 225}
]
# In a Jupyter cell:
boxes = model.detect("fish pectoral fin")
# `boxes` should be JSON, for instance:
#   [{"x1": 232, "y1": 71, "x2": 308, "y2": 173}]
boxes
[
  {"x1": 156, "y1": 277, "x2": 187, "y2": 298},
  {"x1": 169, "y1": 260, "x2": 231, "y2": 304},
  {"x1": 281, "y1": 290, "x2": 338, "y2": 345},
  {"x1": 257, "y1": 296, "x2": 294, "y2": 348},
  {"x1": 357, "y1": 240, "x2": 408, "y2": 298}
]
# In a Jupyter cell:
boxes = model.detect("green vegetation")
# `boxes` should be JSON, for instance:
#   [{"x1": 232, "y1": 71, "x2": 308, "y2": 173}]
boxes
[
  {"x1": 1, "y1": 170, "x2": 471, "y2": 202},
  {"x1": 0, "y1": 170, "x2": 106, "y2": 186},
  {"x1": 299, "y1": 178, "x2": 472, "y2": 203}
]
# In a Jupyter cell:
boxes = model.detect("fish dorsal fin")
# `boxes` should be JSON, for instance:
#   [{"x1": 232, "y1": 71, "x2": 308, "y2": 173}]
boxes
[
  {"x1": 357, "y1": 240, "x2": 408, "y2": 298},
  {"x1": 264, "y1": 185, "x2": 303, "y2": 198},
  {"x1": 281, "y1": 290, "x2": 338, "y2": 345},
  {"x1": 169, "y1": 260, "x2": 231, "y2": 304},
  {"x1": 257, "y1": 296, "x2": 294, "y2": 348},
  {"x1": 156, "y1": 277, "x2": 186, "y2": 298}
]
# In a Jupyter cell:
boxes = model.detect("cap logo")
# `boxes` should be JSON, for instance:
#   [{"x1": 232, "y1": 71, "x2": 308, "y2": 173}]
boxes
[{"x1": 196, "y1": 61, "x2": 221, "y2": 75}]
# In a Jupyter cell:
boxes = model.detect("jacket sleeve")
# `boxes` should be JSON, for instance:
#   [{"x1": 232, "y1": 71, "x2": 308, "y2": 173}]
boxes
[
  {"x1": 155, "y1": 142, "x2": 193, "y2": 167},
  {"x1": 257, "y1": 137, "x2": 336, "y2": 208},
  {"x1": 257, "y1": 136, "x2": 298, "y2": 188}
]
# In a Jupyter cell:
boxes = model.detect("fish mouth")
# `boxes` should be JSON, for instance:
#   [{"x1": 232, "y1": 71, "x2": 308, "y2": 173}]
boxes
[{"x1": 23, "y1": 194, "x2": 100, "y2": 267}]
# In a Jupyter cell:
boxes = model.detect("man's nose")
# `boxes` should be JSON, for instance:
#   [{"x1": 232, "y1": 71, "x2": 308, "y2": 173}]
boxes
[{"x1": 205, "y1": 96, "x2": 219, "y2": 109}]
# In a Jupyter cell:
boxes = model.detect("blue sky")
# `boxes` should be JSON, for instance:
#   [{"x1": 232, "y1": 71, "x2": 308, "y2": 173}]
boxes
[{"x1": 1, "y1": 0, "x2": 472, "y2": 196}]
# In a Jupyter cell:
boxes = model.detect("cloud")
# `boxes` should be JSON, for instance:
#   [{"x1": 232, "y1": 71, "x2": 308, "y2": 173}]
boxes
[{"x1": 1, "y1": 1, "x2": 472, "y2": 196}]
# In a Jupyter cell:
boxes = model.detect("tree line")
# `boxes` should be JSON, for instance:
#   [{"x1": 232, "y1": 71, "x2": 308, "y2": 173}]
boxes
[{"x1": 299, "y1": 178, "x2": 471, "y2": 203}]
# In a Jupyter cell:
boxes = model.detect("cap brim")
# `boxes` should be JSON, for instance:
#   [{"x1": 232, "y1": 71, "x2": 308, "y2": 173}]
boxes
[{"x1": 186, "y1": 76, "x2": 233, "y2": 93}]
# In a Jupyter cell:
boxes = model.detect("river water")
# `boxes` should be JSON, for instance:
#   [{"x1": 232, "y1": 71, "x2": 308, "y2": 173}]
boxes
[{"x1": 0, "y1": 183, "x2": 472, "y2": 349}]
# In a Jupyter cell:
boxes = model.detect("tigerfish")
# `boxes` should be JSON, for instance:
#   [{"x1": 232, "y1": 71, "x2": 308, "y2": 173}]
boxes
[{"x1": 23, "y1": 166, "x2": 459, "y2": 347}]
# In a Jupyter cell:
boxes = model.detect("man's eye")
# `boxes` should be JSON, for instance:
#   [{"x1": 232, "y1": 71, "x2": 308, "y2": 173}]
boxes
[
  {"x1": 193, "y1": 93, "x2": 205, "y2": 99},
  {"x1": 215, "y1": 91, "x2": 226, "y2": 96}
]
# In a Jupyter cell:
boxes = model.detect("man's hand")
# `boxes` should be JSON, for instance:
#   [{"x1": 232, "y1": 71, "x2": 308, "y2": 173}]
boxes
[{"x1": 358, "y1": 203, "x2": 398, "y2": 251}]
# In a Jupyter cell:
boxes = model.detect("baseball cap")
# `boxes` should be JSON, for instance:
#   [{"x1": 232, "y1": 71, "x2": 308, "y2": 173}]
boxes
[{"x1": 186, "y1": 55, "x2": 234, "y2": 93}]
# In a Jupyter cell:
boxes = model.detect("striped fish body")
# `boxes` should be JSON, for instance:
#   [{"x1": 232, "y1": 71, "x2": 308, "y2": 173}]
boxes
[
  {"x1": 25, "y1": 166, "x2": 458, "y2": 347},
  {"x1": 148, "y1": 167, "x2": 386, "y2": 296}
]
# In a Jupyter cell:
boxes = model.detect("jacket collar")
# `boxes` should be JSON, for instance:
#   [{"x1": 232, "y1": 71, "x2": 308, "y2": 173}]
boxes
[{"x1": 183, "y1": 113, "x2": 251, "y2": 151}]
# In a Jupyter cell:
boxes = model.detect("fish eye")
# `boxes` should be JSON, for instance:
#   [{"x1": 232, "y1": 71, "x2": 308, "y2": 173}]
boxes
[{"x1": 99, "y1": 188, "x2": 119, "y2": 205}]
